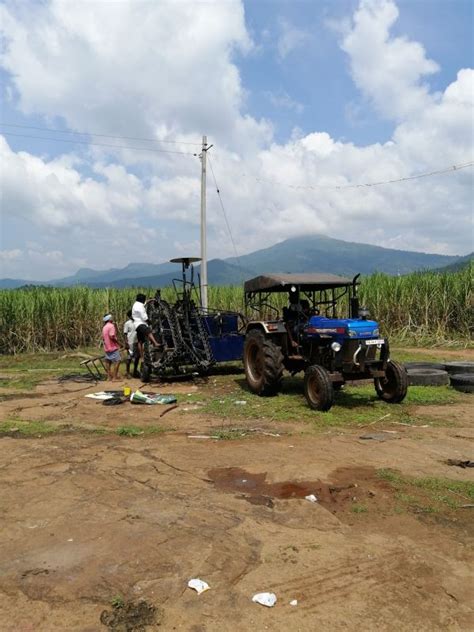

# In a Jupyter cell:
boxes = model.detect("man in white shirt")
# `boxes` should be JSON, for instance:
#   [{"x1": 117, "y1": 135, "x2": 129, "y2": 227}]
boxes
[
  {"x1": 123, "y1": 310, "x2": 139, "y2": 378},
  {"x1": 132, "y1": 293, "x2": 160, "y2": 360}
]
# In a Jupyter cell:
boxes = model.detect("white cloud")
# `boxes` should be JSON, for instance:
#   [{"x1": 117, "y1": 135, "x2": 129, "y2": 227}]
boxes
[
  {"x1": 340, "y1": 0, "x2": 440, "y2": 120},
  {"x1": 0, "y1": 0, "x2": 472, "y2": 281},
  {"x1": 276, "y1": 18, "x2": 309, "y2": 60},
  {"x1": 0, "y1": 0, "x2": 270, "y2": 153},
  {"x1": 264, "y1": 90, "x2": 304, "y2": 114}
]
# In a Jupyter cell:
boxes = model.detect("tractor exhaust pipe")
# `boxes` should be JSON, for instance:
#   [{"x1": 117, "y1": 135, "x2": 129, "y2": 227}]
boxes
[{"x1": 351, "y1": 274, "x2": 360, "y2": 318}]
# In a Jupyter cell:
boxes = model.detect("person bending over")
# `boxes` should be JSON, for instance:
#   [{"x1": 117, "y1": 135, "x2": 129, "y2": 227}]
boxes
[{"x1": 131, "y1": 293, "x2": 160, "y2": 360}]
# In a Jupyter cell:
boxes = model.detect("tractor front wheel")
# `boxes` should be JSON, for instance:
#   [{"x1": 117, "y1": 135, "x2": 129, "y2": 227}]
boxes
[
  {"x1": 374, "y1": 360, "x2": 408, "y2": 403},
  {"x1": 244, "y1": 330, "x2": 284, "y2": 395},
  {"x1": 304, "y1": 365, "x2": 334, "y2": 411}
]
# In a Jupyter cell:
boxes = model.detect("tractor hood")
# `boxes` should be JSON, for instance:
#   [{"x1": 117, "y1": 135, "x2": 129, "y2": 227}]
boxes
[{"x1": 305, "y1": 316, "x2": 380, "y2": 339}]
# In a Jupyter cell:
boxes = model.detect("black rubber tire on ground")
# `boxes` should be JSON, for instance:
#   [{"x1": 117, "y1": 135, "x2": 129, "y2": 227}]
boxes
[
  {"x1": 407, "y1": 368, "x2": 449, "y2": 386},
  {"x1": 374, "y1": 360, "x2": 408, "y2": 403},
  {"x1": 303, "y1": 365, "x2": 334, "y2": 412},
  {"x1": 444, "y1": 362, "x2": 474, "y2": 375},
  {"x1": 243, "y1": 330, "x2": 284, "y2": 396},
  {"x1": 449, "y1": 373, "x2": 474, "y2": 393},
  {"x1": 404, "y1": 361, "x2": 446, "y2": 372}
]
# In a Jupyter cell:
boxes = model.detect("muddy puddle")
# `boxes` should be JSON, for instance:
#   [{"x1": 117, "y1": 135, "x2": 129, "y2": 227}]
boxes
[{"x1": 208, "y1": 466, "x2": 379, "y2": 513}]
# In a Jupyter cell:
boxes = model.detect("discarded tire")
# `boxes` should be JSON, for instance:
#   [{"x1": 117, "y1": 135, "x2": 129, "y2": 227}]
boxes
[
  {"x1": 404, "y1": 361, "x2": 446, "y2": 372},
  {"x1": 406, "y1": 368, "x2": 449, "y2": 386},
  {"x1": 449, "y1": 373, "x2": 474, "y2": 393},
  {"x1": 444, "y1": 362, "x2": 474, "y2": 375}
]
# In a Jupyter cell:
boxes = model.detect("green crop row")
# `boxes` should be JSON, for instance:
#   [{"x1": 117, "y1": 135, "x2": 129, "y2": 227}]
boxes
[{"x1": 0, "y1": 265, "x2": 472, "y2": 353}]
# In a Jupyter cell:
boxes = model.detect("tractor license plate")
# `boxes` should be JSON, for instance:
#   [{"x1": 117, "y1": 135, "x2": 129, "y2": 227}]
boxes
[{"x1": 365, "y1": 339, "x2": 385, "y2": 346}]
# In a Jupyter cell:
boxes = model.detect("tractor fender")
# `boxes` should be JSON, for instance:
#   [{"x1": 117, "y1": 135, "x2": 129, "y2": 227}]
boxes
[{"x1": 246, "y1": 321, "x2": 287, "y2": 336}]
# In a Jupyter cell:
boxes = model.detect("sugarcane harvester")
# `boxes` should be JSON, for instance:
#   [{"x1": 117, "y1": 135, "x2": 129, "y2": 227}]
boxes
[{"x1": 141, "y1": 257, "x2": 245, "y2": 381}]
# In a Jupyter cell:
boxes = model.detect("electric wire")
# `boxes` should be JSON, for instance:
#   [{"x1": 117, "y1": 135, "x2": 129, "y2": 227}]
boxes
[
  {"x1": 0, "y1": 122, "x2": 201, "y2": 145},
  {"x1": 207, "y1": 155, "x2": 245, "y2": 286},
  {"x1": 1, "y1": 131, "x2": 196, "y2": 156}
]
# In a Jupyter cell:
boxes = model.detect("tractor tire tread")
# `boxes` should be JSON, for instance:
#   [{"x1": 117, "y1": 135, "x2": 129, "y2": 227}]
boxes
[
  {"x1": 375, "y1": 360, "x2": 408, "y2": 403},
  {"x1": 304, "y1": 365, "x2": 334, "y2": 412}
]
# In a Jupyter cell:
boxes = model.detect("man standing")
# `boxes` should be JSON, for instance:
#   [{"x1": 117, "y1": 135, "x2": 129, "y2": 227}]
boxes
[
  {"x1": 102, "y1": 314, "x2": 121, "y2": 381},
  {"x1": 123, "y1": 310, "x2": 139, "y2": 379},
  {"x1": 132, "y1": 293, "x2": 160, "y2": 360}
]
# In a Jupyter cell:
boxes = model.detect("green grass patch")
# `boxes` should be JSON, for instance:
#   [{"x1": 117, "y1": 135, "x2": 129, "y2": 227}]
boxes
[
  {"x1": 182, "y1": 376, "x2": 462, "y2": 430},
  {"x1": 0, "y1": 418, "x2": 59, "y2": 436},
  {"x1": 116, "y1": 424, "x2": 167, "y2": 437},
  {"x1": 210, "y1": 428, "x2": 253, "y2": 440},
  {"x1": 404, "y1": 385, "x2": 458, "y2": 405},
  {"x1": 351, "y1": 503, "x2": 368, "y2": 514},
  {"x1": 378, "y1": 468, "x2": 474, "y2": 512},
  {"x1": 0, "y1": 349, "x2": 100, "y2": 371}
]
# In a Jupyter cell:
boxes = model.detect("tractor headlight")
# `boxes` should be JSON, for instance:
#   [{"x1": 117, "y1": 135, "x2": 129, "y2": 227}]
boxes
[
  {"x1": 348, "y1": 330, "x2": 357, "y2": 337},
  {"x1": 331, "y1": 342, "x2": 341, "y2": 352}
]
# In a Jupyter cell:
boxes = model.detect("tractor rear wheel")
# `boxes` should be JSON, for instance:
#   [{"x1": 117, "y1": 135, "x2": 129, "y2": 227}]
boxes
[
  {"x1": 244, "y1": 330, "x2": 284, "y2": 395},
  {"x1": 304, "y1": 365, "x2": 334, "y2": 411},
  {"x1": 374, "y1": 360, "x2": 408, "y2": 403}
]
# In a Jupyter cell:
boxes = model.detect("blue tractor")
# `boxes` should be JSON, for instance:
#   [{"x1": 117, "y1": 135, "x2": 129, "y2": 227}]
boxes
[
  {"x1": 141, "y1": 257, "x2": 244, "y2": 381},
  {"x1": 243, "y1": 273, "x2": 408, "y2": 411}
]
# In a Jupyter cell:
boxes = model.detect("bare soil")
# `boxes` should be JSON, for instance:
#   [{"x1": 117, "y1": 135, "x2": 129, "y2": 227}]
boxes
[{"x1": 0, "y1": 362, "x2": 473, "y2": 631}]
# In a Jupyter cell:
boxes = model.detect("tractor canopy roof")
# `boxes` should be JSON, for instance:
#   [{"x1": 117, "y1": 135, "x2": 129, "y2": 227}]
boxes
[{"x1": 244, "y1": 273, "x2": 355, "y2": 294}]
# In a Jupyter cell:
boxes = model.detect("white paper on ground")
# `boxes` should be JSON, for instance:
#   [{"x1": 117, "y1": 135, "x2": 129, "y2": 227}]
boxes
[
  {"x1": 85, "y1": 392, "x2": 114, "y2": 400},
  {"x1": 305, "y1": 494, "x2": 318, "y2": 503},
  {"x1": 290, "y1": 599, "x2": 298, "y2": 606},
  {"x1": 252, "y1": 592, "x2": 277, "y2": 607},
  {"x1": 187, "y1": 578, "x2": 210, "y2": 594}
]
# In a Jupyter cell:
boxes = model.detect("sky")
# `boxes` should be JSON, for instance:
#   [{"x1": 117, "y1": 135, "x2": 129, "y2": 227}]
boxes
[{"x1": 0, "y1": 0, "x2": 473, "y2": 281}]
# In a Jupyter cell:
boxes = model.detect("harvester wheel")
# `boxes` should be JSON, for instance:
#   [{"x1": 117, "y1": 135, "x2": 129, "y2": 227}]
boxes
[
  {"x1": 141, "y1": 342, "x2": 152, "y2": 383},
  {"x1": 243, "y1": 330, "x2": 284, "y2": 395},
  {"x1": 304, "y1": 365, "x2": 334, "y2": 412},
  {"x1": 374, "y1": 360, "x2": 408, "y2": 403}
]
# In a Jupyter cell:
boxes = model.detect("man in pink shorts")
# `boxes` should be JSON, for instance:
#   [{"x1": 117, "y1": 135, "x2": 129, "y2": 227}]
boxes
[{"x1": 102, "y1": 314, "x2": 121, "y2": 381}]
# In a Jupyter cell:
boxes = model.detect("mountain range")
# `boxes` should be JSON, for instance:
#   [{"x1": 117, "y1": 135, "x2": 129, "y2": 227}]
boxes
[{"x1": 1, "y1": 234, "x2": 470, "y2": 289}]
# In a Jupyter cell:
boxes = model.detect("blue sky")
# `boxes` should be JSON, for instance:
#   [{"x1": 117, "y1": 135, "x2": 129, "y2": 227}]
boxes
[{"x1": 0, "y1": 0, "x2": 473, "y2": 280}]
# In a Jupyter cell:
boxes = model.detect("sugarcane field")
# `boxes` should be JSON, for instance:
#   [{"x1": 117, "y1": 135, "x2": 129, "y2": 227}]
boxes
[
  {"x1": 1, "y1": 1, "x2": 473, "y2": 631},
  {"x1": 1, "y1": 258, "x2": 473, "y2": 631}
]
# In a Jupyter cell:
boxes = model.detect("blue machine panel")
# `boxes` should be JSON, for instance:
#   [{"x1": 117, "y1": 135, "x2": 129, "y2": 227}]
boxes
[{"x1": 208, "y1": 335, "x2": 244, "y2": 362}]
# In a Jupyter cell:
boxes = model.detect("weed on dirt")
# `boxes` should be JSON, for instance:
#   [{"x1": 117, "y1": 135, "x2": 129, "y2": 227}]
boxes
[
  {"x1": 378, "y1": 468, "x2": 474, "y2": 513},
  {"x1": 116, "y1": 425, "x2": 167, "y2": 437},
  {"x1": 100, "y1": 599, "x2": 161, "y2": 631},
  {"x1": 0, "y1": 418, "x2": 60, "y2": 436}
]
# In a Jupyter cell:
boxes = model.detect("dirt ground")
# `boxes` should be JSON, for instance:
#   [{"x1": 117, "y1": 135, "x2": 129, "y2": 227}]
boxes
[{"x1": 0, "y1": 349, "x2": 473, "y2": 631}]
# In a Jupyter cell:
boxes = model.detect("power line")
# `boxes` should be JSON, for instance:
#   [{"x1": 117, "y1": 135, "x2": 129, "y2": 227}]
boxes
[
  {"x1": 222, "y1": 159, "x2": 473, "y2": 191},
  {"x1": 1, "y1": 131, "x2": 196, "y2": 156},
  {"x1": 0, "y1": 122, "x2": 201, "y2": 146},
  {"x1": 207, "y1": 155, "x2": 244, "y2": 285}
]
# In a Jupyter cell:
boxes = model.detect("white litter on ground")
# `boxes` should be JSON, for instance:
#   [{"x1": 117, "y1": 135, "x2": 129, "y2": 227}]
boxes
[
  {"x1": 305, "y1": 494, "x2": 318, "y2": 503},
  {"x1": 85, "y1": 392, "x2": 114, "y2": 400},
  {"x1": 187, "y1": 578, "x2": 210, "y2": 594},
  {"x1": 234, "y1": 400, "x2": 247, "y2": 405},
  {"x1": 252, "y1": 592, "x2": 277, "y2": 607},
  {"x1": 290, "y1": 599, "x2": 298, "y2": 606}
]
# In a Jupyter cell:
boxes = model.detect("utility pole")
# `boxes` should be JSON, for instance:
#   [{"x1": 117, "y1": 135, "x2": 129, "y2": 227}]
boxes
[{"x1": 200, "y1": 135, "x2": 208, "y2": 311}]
